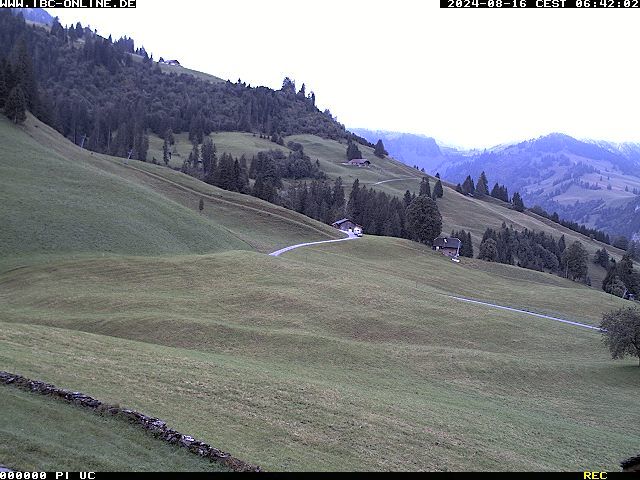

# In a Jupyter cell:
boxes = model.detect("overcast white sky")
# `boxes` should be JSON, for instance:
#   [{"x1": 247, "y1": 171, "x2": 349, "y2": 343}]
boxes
[{"x1": 49, "y1": 1, "x2": 640, "y2": 148}]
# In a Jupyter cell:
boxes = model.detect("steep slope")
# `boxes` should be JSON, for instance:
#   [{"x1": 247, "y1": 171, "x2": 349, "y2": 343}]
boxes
[
  {"x1": 0, "y1": 115, "x2": 251, "y2": 271},
  {"x1": 0, "y1": 115, "x2": 345, "y2": 273}
]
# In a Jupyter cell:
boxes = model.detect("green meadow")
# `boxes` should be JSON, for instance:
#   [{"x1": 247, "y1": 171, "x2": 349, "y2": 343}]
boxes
[{"x1": 1, "y1": 116, "x2": 638, "y2": 471}]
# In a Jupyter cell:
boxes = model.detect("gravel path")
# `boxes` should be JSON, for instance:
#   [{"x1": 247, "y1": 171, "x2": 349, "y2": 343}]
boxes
[
  {"x1": 269, "y1": 231, "x2": 358, "y2": 257},
  {"x1": 269, "y1": 234, "x2": 600, "y2": 332},
  {"x1": 446, "y1": 295, "x2": 602, "y2": 331},
  {"x1": 370, "y1": 177, "x2": 420, "y2": 186}
]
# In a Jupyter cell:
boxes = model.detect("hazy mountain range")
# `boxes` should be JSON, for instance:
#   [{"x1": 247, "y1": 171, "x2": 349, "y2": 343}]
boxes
[{"x1": 353, "y1": 129, "x2": 640, "y2": 239}]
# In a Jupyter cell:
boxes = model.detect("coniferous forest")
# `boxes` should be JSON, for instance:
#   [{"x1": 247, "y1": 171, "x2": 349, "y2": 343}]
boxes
[{"x1": 0, "y1": 10, "x2": 372, "y2": 161}]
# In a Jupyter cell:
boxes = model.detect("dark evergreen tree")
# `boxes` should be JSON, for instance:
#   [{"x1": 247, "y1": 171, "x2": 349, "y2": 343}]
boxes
[
  {"x1": 478, "y1": 238, "x2": 498, "y2": 262},
  {"x1": 594, "y1": 248, "x2": 610, "y2": 269},
  {"x1": 162, "y1": 138, "x2": 170, "y2": 166},
  {"x1": 201, "y1": 138, "x2": 216, "y2": 175},
  {"x1": 403, "y1": 190, "x2": 413, "y2": 209},
  {"x1": 433, "y1": 179, "x2": 444, "y2": 199},
  {"x1": 512, "y1": 192, "x2": 525, "y2": 212},
  {"x1": 374, "y1": 139, "x2": 387, "y2": 158},
  {"x1": 406, "y1": 195, "x2": 442, "y2": 245},
  {"x1": 419, "y1": 177, "x2": 431, "y2": 198},
  {"x1": 188, "y1": 142, "x2": 200, "y2": 169},
  {"x1": 558, "y1": 234, "x2": 566, "y2": 254},
  {"x1": 347, "y1": 178, "x2": 362, "y2": 220},
  {"x1": 476, "y1": 171, "x2": 489, "y2": 197},
  {"x1": 5, "y1": 85, "x2": 26, "y2": 124},
  {"x1": 461, "y1": 175, "x2": 475, "y2": 195},
  {"x1": 466, "y1": 232, "x2": 474, "y2": 258},
  {"x1": 346, "y1": 141, "x2": 362, "y2": 161}
]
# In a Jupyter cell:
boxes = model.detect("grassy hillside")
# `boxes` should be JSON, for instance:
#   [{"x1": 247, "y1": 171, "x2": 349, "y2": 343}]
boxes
[
  {"x1": 0, "y1": 115, "x2": 251, "y2": 271},
  {"x1": 2, "y1": 113, "x2": 638, "y2": 472},
  {"x1": 1, "y1": 236, "x2": 637, "y2": 471},
  {"x1": 146, "y1": 129, "x2": 626, "y2": 288},
  {"x1": 0, "y1": 386, "x2": 230, "y2": 472},
  {"x1": 0, "y1": 115, "x2": 342, "y2": 271}
]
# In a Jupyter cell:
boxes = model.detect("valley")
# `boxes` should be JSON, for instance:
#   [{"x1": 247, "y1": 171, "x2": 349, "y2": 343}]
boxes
[
  {"x1": 1, "y1": 112, "x2": 638, "y2": 472},
  {"x1": 1, "y1": 7, "x2": 640, "y2": 473}
]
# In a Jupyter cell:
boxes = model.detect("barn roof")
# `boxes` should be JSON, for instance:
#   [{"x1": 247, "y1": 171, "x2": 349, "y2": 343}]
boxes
[
  {"x1": 349, "y1": 158, "x2": 370, "y2": 164},
  {"x1": 333, "y1": 218, "x2": 352, "y2": 226},
  {"x1": 433, "y1": 237, "x2": 462, "y2": 249}
]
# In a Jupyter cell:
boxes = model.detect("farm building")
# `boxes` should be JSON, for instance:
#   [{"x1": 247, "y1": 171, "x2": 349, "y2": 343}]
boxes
[
  {"x1": 432, "y1": 237, "x2": 462, "y2": 257},
  {"x1": 622, "y1": 455, "x2": 640, "y2": 472},
  {"x1": 162, "y1": 59, "x2": 182, "y2": 66},
  {"x1": 332, "y1": 218, "x2": 363, "y2": 236},
  {"x1": 347, "y1": 158, "x2": 371, "y2": 167}
]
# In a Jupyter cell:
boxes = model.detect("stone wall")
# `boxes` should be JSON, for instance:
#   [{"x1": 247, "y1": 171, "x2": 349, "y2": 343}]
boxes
[{"x1": 0, "y1": 371, "x2": 261, "y2": 472}]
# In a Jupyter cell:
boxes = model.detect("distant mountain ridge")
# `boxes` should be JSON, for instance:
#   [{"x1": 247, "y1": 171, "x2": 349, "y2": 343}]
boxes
[
  {"x1": 352, "y1": 128, "x2": 640, "y2": 238},
  {"x1": 350, "y1": 128, "x2": 445, "y2": 172}
]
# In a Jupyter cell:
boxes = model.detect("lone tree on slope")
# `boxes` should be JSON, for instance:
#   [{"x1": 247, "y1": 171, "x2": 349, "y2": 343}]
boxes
[
  {"x1": 374, "y1": 139, "x2": 387, "y2": 158},
  {"x1": 600, "y1": 307, "x2": 640, "y2": 366},
  {"x1": 433, "y1": 179, "x2": 444, "y2": 199},
  {"x1": 199, "y1": 197, "x2": 204, "y2": 214}
]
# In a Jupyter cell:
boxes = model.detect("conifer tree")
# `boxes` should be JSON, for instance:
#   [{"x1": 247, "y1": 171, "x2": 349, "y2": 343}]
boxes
[
  {"x1": 466, "y1": 232, "x2": 474, "y2": 258},
  {"x1": 162, "y1": 138, "x2": 170, "y2": 166},
  {"x1": 346, "y1": 141, "x2": 362, "y2": 161},
  {"x1": 403, "y1": 190, "x2": 413, "y2": 208},
  {"x1": 558, "y1": 234, "x2": 566, "y2": 254},
  {"x1": 433, "y1": 179, "x2": 444, "y2": 199},
  {"x1": 461, "y1": 175, "x2": 475, "y2": 195},
  {"x1": 512, "y1": 192, "x2": 525, "y2": 212},
  {"x1": 476, "y1": 171, "x2": 489, "y2": 197},
  {"x1": 188, "y1": 142, "x2": 200, "y2": 169},
  {"x1": 561, "y1": 241, "x2": 588, "y2": 281},
  {"x1": 5, "y1": 85, "x2": 26, "y2": 124},
  {"x1": 406, "y1": 195, "x2": 442, "y2": 245},
  {"x1": 419, "y1": 177, "x2": 431, "y2": 197},
  {"x1": 374, "y1": 139, "x2": 387, "y2": 158},
  {"x1": 478, "y1": 238, "x2": 498, "y2": 262},
  {"x1": 201, "y1": 138, "x2": 216, "y2": 175}
]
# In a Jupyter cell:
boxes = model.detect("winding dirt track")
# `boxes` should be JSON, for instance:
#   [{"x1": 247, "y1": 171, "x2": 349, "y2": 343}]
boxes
[{"x1": 270, "y1": 235, "x2": 600, "y2": 332}]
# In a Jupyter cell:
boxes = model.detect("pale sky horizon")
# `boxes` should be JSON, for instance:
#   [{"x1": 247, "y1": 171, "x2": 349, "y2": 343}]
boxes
[{"x1": 47, "y1": 1, "x2": 640, "y2": 149}]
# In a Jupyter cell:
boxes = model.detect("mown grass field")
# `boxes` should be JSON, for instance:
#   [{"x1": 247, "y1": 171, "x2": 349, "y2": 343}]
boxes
[
  {"x1": 0, "y1": 386, "x2": 230, "y2": 472},
  {"x1": 1, "y1": 236, "x2": 638, "y2": 471},
  {"x1": 1, "y1": 116, "x2": 639, "y2": 471}
]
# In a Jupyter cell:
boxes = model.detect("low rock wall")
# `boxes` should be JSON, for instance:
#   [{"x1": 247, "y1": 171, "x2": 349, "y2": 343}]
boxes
[{"x1": 0, "y1": 371, "x2": 261, "y2": 472}]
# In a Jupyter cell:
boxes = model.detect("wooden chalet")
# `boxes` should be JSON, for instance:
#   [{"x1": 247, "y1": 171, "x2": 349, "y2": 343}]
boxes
[
  {"x1": 432, "y1": 237, "x2": 462, "y2": 257},
  {"x1": 332, "y1": 218, "x2": 363, "y2": 235}
]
